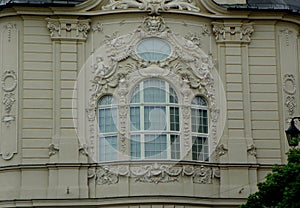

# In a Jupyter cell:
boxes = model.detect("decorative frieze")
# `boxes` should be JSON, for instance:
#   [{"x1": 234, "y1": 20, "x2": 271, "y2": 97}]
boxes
[
  {"x1": 88, "y1": 163, "x2": 220, "y2": 185},
  {"x1": 102, "y1": 0, "x2": 200, "y2": 14},
  {"x1": 46, "y1": 18, "x2": 90, "y2": 41},
  {"x1": 212, "y1": 22, "x2": 254, "y2": 43},
  {"x1": 0, "y1": 23, "x2": 18, "y2": 161}
]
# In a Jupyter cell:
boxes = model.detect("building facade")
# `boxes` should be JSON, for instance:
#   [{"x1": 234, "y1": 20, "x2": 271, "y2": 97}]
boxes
[{"x1": 0, "y1": 0, "x2": 299, "y2": 207}]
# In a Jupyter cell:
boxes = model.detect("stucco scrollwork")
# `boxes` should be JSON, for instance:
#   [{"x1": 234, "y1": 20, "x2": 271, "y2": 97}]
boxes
[
  {"x1": 1, "y1": 70, "x2": 17, "y2": 128},
  {"x1": 46, "y1": 18, "x2": 90, "y2": 41},
  {"x1": 48, "y1": 143, "x2": 59, "y2": 157},
  {"x1": 89, "y1": 163, "x2": 220, "y2": 185},
  {"x1": 102, "y1": 0, "x2": 200, "y2": 14},
  {"x1": 2, "y1": 70, "x2": 17, "y2": 92},
  {"x1": 280, "y1": 28, "x2": 293, "y2": 47},
  {"x1": 283, "y1": 74, "x2": 297, "y2": 116},
  {"x1": 216, "y1": 144, "x2": 228, "y2": 157},
  {"x1": 85, "y1": 16, "x2": 222, "y2": 161},
  {"x1": 212, "y1": 22, "x2": 254, "y2": 43},
  {"x1": 247, "y1": 144, "x2": 257, "y2": 157},
  {"x1": 283, "y1": 74, "x2": 296, "y2": 95}
]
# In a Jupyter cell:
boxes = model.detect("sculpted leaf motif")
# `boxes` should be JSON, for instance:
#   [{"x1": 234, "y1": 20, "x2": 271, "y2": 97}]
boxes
[{"x1": 102, "y1": 0, "x2": 200, "y2": 14}]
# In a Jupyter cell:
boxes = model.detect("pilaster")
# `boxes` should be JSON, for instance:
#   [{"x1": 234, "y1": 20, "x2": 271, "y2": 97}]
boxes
[
  {"x1": 46, "y1": 17, "x2": 90, "y2": 199},
  {"x1": 0, "y1": 22, "x2": 19, "y2": 162},
  {"x1": 212, "y1": 21, "x2": 256, "y2": 198}
]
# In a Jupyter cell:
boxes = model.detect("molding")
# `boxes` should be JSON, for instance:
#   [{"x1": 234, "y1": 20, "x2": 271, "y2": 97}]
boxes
[
  {"x1": 46, "y1": 18, "x2": 91, "y2": 41},
  {"x1": 88, "y1": 163, "x2": 220, "y2": 185},
  {"x1": 212, "y1": 22, "x2": 254, "y2": 44},
  {"x1": 102, "y1": 0, "x2": 200, "y2": 15}
]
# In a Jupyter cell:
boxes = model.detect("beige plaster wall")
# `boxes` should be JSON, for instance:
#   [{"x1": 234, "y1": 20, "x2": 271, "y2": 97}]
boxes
[{"x1": 0, "y1": 2, "x2": 299, "y2": 207}]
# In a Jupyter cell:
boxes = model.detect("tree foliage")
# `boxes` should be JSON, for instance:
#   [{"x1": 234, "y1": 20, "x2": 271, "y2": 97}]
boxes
[{"x1": 241, "y1": 148, "x2": 300, "y2": 208}]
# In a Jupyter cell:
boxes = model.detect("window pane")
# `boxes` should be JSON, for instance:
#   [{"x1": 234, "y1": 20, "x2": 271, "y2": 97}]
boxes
[
  {"x1": 99, "y1": 95, "x2": 116, "y2": 105},
  {"x1": 99, "y1": 136, "x2": 117, "y2": 161},
  {"x1": 145, "y1": 134, "x2": 167, "y2": 159},
  {"x1": 130, "y1": 107, "x2": 140, "y2": 131},
  {"x1": 191, "y1": 108, "x2": 208, "y2": 134},
  {"x1": 130, "y1": 135, "x2": 141, "y2": 159},
  {"x1": 144, "y1": 80, "x2": 166, "y2": 103},
  {"x1": 192, "y1": 96, "x2": 207, "y2": 106},
  {"x1": 170, "y1": 107, "x2": 180, "y2": 131},
  {"x1": 130, "y1": 85, "x2": 140, "y2": 103},
  {"x1": 144, "y1": 106, "x2": 166, "y2": 130},
  {"x1": 192, "y1": 136, "x2": 209, "y2": 161},
  {"x1": 171, "y1": 135, "x2": 180, "y2": 159},
  {"x1": 169, "y1": 86, "x2": 178, "y2": 103},
  {"x1": 136, "y1": 38, "x2": 171, "y2": 61},
  {"x1": 99, "y1": 108, "x2": 117, "y2": 133}
]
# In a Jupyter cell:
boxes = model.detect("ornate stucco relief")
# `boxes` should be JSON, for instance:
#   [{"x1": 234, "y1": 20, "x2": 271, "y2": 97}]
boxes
[
  {"x1": 46, "y1": 18, "x2": 90, "y2": 41},
  {"x1": 212, "y1": 22, "x2": 254, "y2": 43},
  {"x1": 80, "y1": 15, "x2": 224, "y2": 162},
  {"x1": 48, "y1": 143, "x2": 59, "y2": 157},
  {"x1": 216, "y1": 144, "x2": 228, "y2": 157},
  {"x1": 88, "y1": 163, "x2": 220, "y2": 185},
  {"x1": 283, "y1": 74, "x2": 296, "y2": 117},
  {"x1": 0, "y1": 23, "x2": 18, "y2": 160},
  {"x1": 280, "y1": 28, "x2": 293, "y2": 47},
  {"x1": 102, "y1": 0, "x2": 200, "y2": 14}
]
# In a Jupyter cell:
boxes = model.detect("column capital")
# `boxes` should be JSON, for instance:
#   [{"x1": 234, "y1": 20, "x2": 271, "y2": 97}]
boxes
[
  {"x1": 46, "y1": 18, "x2": 90, "y2": 41},
  {"x1": 212, "y1": 22, "x2": 254, "y2": 44}
]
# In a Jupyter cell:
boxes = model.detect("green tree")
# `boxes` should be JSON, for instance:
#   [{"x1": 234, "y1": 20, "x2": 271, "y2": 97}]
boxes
[{"x1": 241, "y1": 148, "x2": 300, "y2": 208}]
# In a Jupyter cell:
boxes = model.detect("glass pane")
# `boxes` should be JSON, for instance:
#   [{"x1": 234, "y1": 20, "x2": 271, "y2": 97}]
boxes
[
  {"x1": 191, "y1": 108, "x2": 208, "y2": 133},
  {"x1": 130, "y1": 107, "x2": 140, "y2": 131},
  {"x1": 170, "y1": 107, "x2": 180, "y2": 131},
  {"x1": 169, "y1": 86, "x2": 178, "y2": 103},
  {"x1": 192, "y1": 136, "x2": 209, "y2": 161},
  {"x1": 171, "y1": 135, "x2": 180, "y2": 159},
  {"x1": 99, "y1": 95, "x2": 116, "y2": 106},
  {"x1": 130, "y1": 85, "x2": 140, "y2": 103},
  {"x1": 130, "y1": 135, "x2": 141, "y2": 159},
  {"x1": 136, "y1": 38, "x2": 171, "y2": 61},
  {"x1": 144, "y1": 106, "x2": 166, "y2": 131},
  {"x1": 192, "y1": 96, "x2": 207, "y2": 106},
  {"x1": 145, "y1": 134, "x2": 167, "y2": 159},
  {"x1": 144, "y1": 80, "x2": 166, "y2": 103},
  {"x1": 99, "y1": 108, "x2": 117, "y2": 133},
  {"x1": 99, "y1": 136, "x2": 117, "y2": 161}
]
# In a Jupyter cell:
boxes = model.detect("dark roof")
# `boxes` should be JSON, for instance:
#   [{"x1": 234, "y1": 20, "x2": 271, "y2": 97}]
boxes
[
  {"x1": 0, "y1": 0, "x2": 85, "y2": 7},
  {"x1": 220, "y1": 0, "x2": 300, "y2": 14}
]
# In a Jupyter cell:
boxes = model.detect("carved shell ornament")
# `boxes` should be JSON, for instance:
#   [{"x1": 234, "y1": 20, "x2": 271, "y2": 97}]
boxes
[
  {"x1": 75, "y1": 16, "x2": 226, "y2": 162},
  {"x1": 102, "y1": 0, "x2": 200, "y2": 14}
]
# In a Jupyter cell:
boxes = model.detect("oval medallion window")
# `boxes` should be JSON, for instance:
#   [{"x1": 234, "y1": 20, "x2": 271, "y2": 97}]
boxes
[{"x1": 136, "y1": 38, "x2": 171, "y2": 61}]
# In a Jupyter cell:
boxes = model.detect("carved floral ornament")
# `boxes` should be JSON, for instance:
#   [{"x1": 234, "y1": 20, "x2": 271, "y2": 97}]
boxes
[
  {"x1": 46, "y1": 18, "x2": 90, "y2": 41},
  {"x1": 212, "y1": 22, "x2": 254, "y2": 43},
  {"x1": 80, "y1": 16, "x2": 225, "y2": 162},
  {"x1": 102, "y1": 0, "x2": 200, "y2": 14},
  {"x1": 88, "y1": 163, "x2": 220, "y2": 185},
  {"x1": 283, "y1": 74, "x2": 297, "y2": 117}
]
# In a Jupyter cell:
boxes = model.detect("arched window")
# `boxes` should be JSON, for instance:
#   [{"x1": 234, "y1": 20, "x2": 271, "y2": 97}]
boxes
[
  {"x1": 191, "y1": 96, "x2": 209, "y2": 161},
  {"x1": 98, "y1": 95, "x2": 118, "y2": 161},
  {"x1": 130, "y1": 79, "x2": 180, "y2": 160}
]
